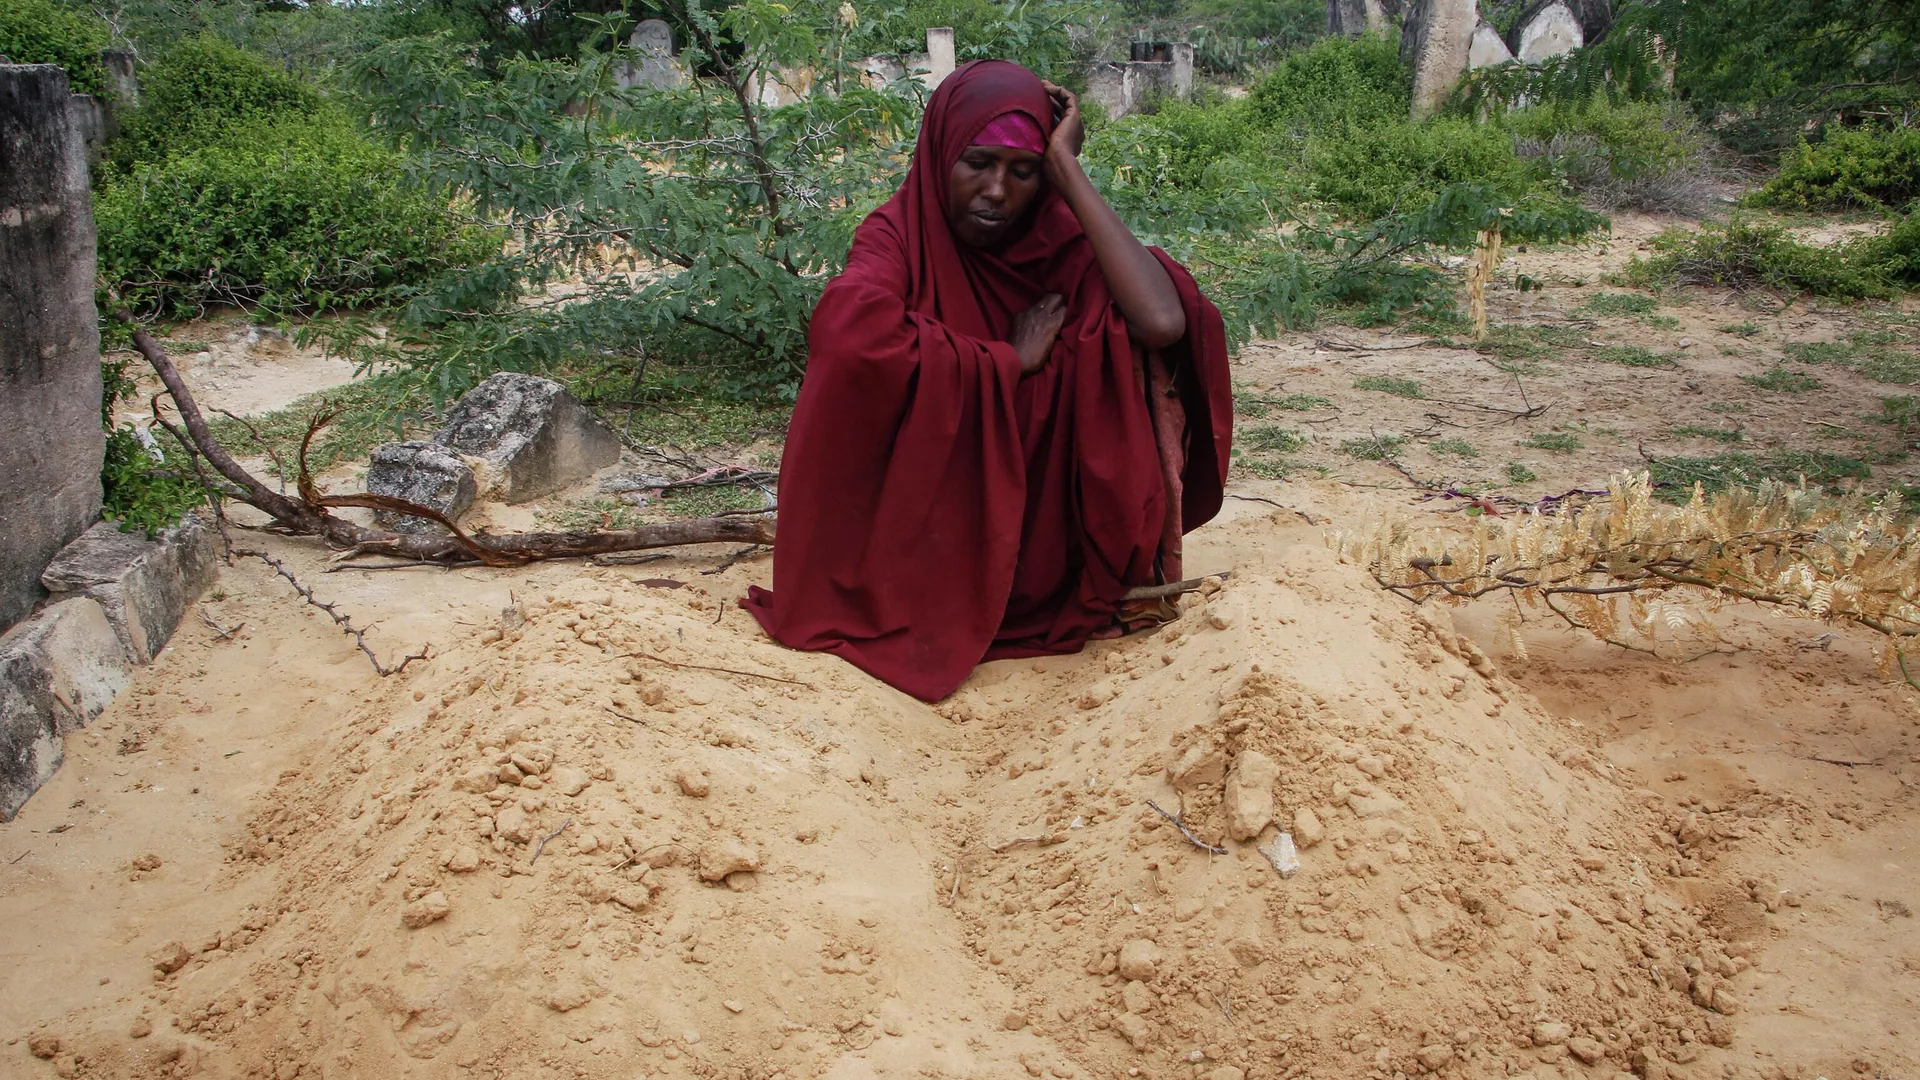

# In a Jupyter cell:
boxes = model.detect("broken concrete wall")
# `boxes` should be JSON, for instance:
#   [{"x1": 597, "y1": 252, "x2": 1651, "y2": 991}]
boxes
[
  {"x1": 0, "y1": 64, "x2": 106, "y2": 634},
  {"x1": 0, "y1": 598, "x2": 131, "y2": 820},
  {"x1": 41, "y1": 518, "x2": 220, "y2": 664}
]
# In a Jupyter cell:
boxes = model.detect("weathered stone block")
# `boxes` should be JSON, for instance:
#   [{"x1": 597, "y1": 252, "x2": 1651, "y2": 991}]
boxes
[
  {"x1": 1402, "y1": 0, "x2": 1479, "y2": 118},
  {"x1": 0, "y1": 598, "x2": 131, "y2": 820},
  {"x1": 366, "y1": 441, "x2": 478, "y2": 534},
  {"x1": 0, "y1": 65, "x2": 105, "y2": 633},
  {"x1": 41, "y1": 516, "x2": 219, "y2": 663},
  {"x1": 433, "y1": 373, "x2": 621, "y2": 503}
]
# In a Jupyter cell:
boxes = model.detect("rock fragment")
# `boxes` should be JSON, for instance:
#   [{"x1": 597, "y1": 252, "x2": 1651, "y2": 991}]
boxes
[
  {"x1": 1532, "y1": 1021, "x2": 1572, "y2": 1046},
  {"x1": 1117, "y1": 938, "x2": 1161, "y2": 982},
  {"x1": 1292, "y1": 806, "x2": 1325, "y2": 848},
  {"x1": 697, "y1": 837, "x2": 760, "y2": 881},
  {"x1": 148, "y1": 940, "x2": 191, "y2": 975},
  {"x1": 1224, "y1": 749, "x2": 1279, "y2": 841},
  {"x1": 402, "y1": 891, "x2": 451, "y2": 928},
  {"x1": 673, "y1": 761, "x2": 711, "y2": 797}
]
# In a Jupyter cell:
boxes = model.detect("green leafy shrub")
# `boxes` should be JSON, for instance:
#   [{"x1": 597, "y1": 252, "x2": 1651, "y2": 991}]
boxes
[
  {"x1": 97, "y1": 114, "x2": 493, "y2": 317},
  {"x1": 1305, "y1": 118, "x2": 1535, "y2": 219},
  {"x1": 1504, "y1": 98, "x2": 1715, "y2": 214},
  {"x1": 98, "y1": 359, "x2": 207, "y2": 535},
  {"x1": 1246, "y1": 33, "x2": 1408, "y2": 134},
  {"x1": 1649, "y1": 449, "x2": 1871, "y2": 498},
  {"x1": 1622, "y1": 219, "x2": 1884, "y2": 299},
  {"x1": 113, "y1": 35, "x2": 322, "y2": 168},
  {"x1": 0, "y1": 0, "x2": 108, "y2": 95},
  {"x1": 1751, "y1": 126, "x2": 1920, "y2": 212}
]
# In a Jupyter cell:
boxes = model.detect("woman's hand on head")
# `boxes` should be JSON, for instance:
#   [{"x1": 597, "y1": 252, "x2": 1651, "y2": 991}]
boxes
[
  {"x1": 1010, "y1": 293, "x2": 1068, "y2": 375},
  {"x1": 1041, "y1": 81, "x2": 1084, "y2": 178}
]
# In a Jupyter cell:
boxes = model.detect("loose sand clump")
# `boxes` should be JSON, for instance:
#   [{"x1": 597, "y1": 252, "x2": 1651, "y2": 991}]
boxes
[{"x1": 25, "y1": 530, "x2": 1752, "y2": 1080}]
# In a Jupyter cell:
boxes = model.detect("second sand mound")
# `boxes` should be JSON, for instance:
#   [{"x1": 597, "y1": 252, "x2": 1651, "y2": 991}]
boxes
[{"x1": 33, "y1": 520, "x2": 1756, "y2": 1080}]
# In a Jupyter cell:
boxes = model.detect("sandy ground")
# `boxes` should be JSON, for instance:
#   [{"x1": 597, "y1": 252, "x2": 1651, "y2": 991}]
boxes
[{"x1": 3, "y1": 214, "x2": 1917, "y2": 1080}]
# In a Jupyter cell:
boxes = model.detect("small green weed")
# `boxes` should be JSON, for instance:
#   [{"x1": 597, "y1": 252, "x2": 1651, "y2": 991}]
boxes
[
  {"x1": 1718, "y1": 321, "x2": 1761, "y2": 337},
  {"x1": 1518, "y1": 432, "x2": 1584, "y2": 452},
  {"x1": 1577, "y1": 292, "x2": 1658, "y2": 317},
  {"x1": 1237, "y1": 391, "x2": 1331, "y2": 417},
  {"x1": 1672, "y1": 424, "x2": 1744, "y2": 443},
  {"x1": 1475, "y1": 323, "x2": 1585, "y2": 372},
  {"x1": 1341, "y1": 434, "x2": 1409, "y2": 460},
  {"x1": 1740, "y1": 367, "x2": 1823, "y2": 391},
  {"x1": 1353, "y1": 375, "x2": 1423, "y2": 398},
  {"x1": 1505, "y1": 462, "x2": 1538, "y2": 484},
  {"x1": 1878, "y1": 395, "x2": 1920, "y2": 437},
  {"x1": 1594, "y1": 345, "x2": 1675, "y2": 368},
  {"x1": 1431, "y1": 437, "x2": 1480, "y2": 458},
  {"x1": 1240, "y1": 425, "x2": 1310, "y2": 453},
  {"x1": 1644, "y1": 314, "x2": 1681, "y2": 330}
]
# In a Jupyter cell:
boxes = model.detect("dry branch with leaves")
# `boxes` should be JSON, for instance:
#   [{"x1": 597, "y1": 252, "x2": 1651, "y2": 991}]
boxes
[{"x1": 1343, "y1": 472, "x2": 1920, "y2": 675}]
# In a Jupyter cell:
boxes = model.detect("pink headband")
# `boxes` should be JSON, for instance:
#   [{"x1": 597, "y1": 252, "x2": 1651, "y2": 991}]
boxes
[{"x1": 970, "y1": 110, "x2": 1046, "y2": 154}]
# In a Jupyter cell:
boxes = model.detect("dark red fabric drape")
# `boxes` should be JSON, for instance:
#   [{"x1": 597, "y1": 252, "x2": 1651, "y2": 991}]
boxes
[{"x1": 742, "y1": 59, "x2": 1232, "y2": 701}]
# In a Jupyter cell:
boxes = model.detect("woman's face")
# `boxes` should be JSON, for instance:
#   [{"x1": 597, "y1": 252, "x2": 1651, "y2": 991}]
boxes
[{"x1": 948, "y1": 144, "x2": 1044, "y2": 249}]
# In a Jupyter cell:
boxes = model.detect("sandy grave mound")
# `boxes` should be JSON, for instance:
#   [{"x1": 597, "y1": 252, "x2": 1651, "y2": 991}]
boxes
[{"x1": 28, "y1": 521, "x2": 1750, "y2": 1080}]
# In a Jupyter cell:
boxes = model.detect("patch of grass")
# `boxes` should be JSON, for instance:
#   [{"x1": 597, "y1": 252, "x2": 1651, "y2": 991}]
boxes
[
  {"x1": 618, "y1": 394, "x2": 789, "y2": 451},
  {"x1": 1705, "y1": 401, "x2": 1749, "y2": 413},
  {"x1": 1576, "y1": 292, "x2": 1658, "y2": 317},
  {"x1": 207, "y1": 375, "x2": 430, "y2": 476},
  {"x1": 1240, "y1": 425, "x2": 1309, "y2": 453},
  {"x1": 1518, "y1": 431, "x2": 1584, "y2": 452},
  {"x1": 1430, "y1": 437, "x2": 1480, "y2": 458},
  {"x1": 1341, "y1": 434, "x2": 1409, "y2": 460},
  {"x1": 1644, "y1": 314, "x2": 1681, "y2": 330},
  {"x1": 160, "y1": 338, "x2": 212, "y2": 354},
  {"x1": 1243, "y1": 457, "x2": 1312, "y2": 480},
  {"x1": 1718, "y1": 321, "x2": 1761, "y2": 337},
  {"x1": 1353, "y1": 375, "x2": 1423, "y2": 398},
  {"x1": 1672, "y1": 424, "x2": 1744, "y2": 443},
  {"x1": 1648, "y1": 449, "x2": 1871, "y2": 499},
  {"x1": 1878, "y1": 395, "x2": 1920, "y2": 437},
  {"x1": 1594, "y1": 345, "x2": 1676, "y2": 368},
  {"x1": 1475, "y1": 323, "x2": 1586, "y2": 373},
  {"x1": 1505, "y1": 461, "x2": 1538, "y2": 484},
  {"x1": 1782, "y1": 335, "x2": 1920, "y2": 384},
  {"x1": 1740, "y1": 367, "x2": 1823, "y2": 391},
  {"x1": 1236, "y1": 391, "x2": 1331, "y2": 417}
]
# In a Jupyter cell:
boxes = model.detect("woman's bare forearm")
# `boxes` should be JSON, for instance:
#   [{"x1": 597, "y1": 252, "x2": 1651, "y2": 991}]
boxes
[{"x1": 1046, "y1": 154, "x2": 1186, "y2": 349}]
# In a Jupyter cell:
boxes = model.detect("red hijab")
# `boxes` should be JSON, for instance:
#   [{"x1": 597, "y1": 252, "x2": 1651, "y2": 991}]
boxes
[{"x1": 743, "y1": 60, "x2": 1231, "y2": 701}]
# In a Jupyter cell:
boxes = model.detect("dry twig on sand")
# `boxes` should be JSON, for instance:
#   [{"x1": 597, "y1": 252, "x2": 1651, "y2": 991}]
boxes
[
  {"x1": 1144, "y1": 799, "x2": 1227, "y2": 855},
  {"x1": 235, "y1": 547, "x2": 430, "y2": 675}
]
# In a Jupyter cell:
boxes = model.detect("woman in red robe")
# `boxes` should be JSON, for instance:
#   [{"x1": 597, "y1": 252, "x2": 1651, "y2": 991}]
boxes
[{"x1": 743, "y1": 59, "x2": 1232, "y2": 701}]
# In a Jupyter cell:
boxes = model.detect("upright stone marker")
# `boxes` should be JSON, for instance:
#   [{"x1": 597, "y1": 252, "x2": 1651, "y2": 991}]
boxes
[
  {"x1": 1402, "y1": 0, "x2": 1478, "y2": 119},
  {"x1": 926, "y1": 28, "x2": 956, "y2": 91},
  {"x1": 1469, "y1": 21, "x2": 1515, "y2": 68},
  {"x1": 0, "y1": 65, "x2": 105, "y2": 633},
  {"x1": 1513, "y1": 0, "x2": 1584, "y2": 62}
]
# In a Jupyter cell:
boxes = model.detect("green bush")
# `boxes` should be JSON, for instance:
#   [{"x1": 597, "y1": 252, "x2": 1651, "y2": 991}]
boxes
[
  {"x1": 1246, "y1": 33, "x2": 1408, "y2": 134},
  {"x1": 98, "y1": 359, "x2": 207, "y2": 535},
  {"x1": 1305, "y1": 117, "x2": 1535, "y2": 218},
  {"x1": 97, "y1": 114, "x2": 494, "y2": 317},
  {"x1": 1622, "y1": 219, "x2": 1885, "y2": 300},
  {"x1": 1503, "y1": 98, "x2": 1715, "y2": 213},
  {"x1": 1862, "y1": 212, "x2": 1920, "y2": 287},
  {"x1": 0, "y1": 0, "x2": 108, "y2": 96},
  {"x1": 1751, "y1": 126, "x2": 1920, "y2": 212},
  {"x1": 113, "y1": 34, "x2": 322, "y2": 168}
]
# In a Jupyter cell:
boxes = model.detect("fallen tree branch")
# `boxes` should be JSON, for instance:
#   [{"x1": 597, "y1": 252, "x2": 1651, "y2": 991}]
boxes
[
  {"x1": 1121, "y1": 571, "x2": 1233, "y2": 602},
  {"x1": 234, "y1": 547, "x2": 430, "y2": 675},
  {"x1": 116, "y1": 310, "x2": 775, "y2": 565}
]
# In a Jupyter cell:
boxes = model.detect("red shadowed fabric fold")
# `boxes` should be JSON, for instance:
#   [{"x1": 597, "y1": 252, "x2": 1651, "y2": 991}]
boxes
[{"x1": 742, "y1": 59, "x2": 1231, "y2": 701}]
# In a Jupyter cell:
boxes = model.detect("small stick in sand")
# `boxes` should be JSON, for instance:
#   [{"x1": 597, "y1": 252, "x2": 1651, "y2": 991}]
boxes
[
  {"x1": 1144, "y1": 799, "x2": 1226, "y2": 855},
  {"x1": 530, "y1": 818, "x2": 572, "y2": 865}
]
